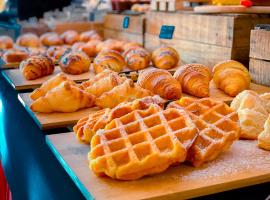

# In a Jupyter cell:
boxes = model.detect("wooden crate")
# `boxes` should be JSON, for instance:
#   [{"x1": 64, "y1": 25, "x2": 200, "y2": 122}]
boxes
[
  {"x1": 250, "y1": 28, "x2": 270, "y2": 86},
  {"x1": 103, "y1": 14, "x2": 145, "y2": 44},
  {"x1": 145, "y1": 12, "x2": 270, "y2": 68}
]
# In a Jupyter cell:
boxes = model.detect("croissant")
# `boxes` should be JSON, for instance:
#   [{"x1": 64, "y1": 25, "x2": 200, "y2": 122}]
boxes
[
  {"x1": 20, "y1": 55, "x2": 55, "y2": 80},
  {"x1": 174, "y1": 64, "x2": 212, "y2": 97},
  {"x1": 60, "y1": 30, "x2": 80, "y2": 45},
  {"x1": 137, "y1": 68, "x2": 182, "y2": 100},
  {"x1": 16, "y1": 33, "x2": 41, "y2": 47},
  {"x1": 46, "y1": 46, "x2": 68, "y2": 63},
  {"x1": 93, "y1": 50, "x2": 126, "y2": 73},
  {"x1": 30, "y1": 73, "x2": 75, "y2": 100},
  {"x1": 96, "y1": 79, "x2": 152, "y2": 108},
  {"x1": 124, "y1": 47, "x2": 151, "y2": 70},
  {"x1": 213, "y1": 60, "x2": 251, "y2": 97},
  {"x1": 59, "y1": 51, "x2": 91, "y2": 75},
  {"x1": 0, "y1": 36, "x2": 13, "y2": 49},
  {"x1": 80, "y1": 40, "x2": 101, "y2": 57},
  {"x1": 96, "y1": 39, "x2": 125, "y2": 53},
  {"x1": 40, "y1": 32, "x2": 63, "y2": 46},
  {"x1": 152, "y1": 46, "x2": 180, "y2": 69},
  {"x1": 258, "y1": 115, "x2": 270, "y2": 151},
  {"x1": 79, "y1": 30, "x2": 102, "y2": 42},
  {"x1": 30, "y1": 81, "x2": 95, "y2": 113},
  {"x1": 122, "y1": 42, "x2": 142, "y2": 52}
]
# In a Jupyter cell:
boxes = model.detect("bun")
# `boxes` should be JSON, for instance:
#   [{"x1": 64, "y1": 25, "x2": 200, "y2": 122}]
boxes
[
  {"x1": 152, "y1": 46, "x2": 179, "y2": 69},
  {"x1": 60, "y1": 30, "x2": 80, "y2": 45},
  {"x1": 40, "y1": 32, "x2": 63, "y2": 46},
  {"x1": 0, "y1": 36, "x2": 13, "y2": 49},
  {"x1": 80, "y1": 30, "x2": 102, "y2": 42},
  {"x1": 46, "y1": 46, "x2": 68, "y2": 63},
  {"x1": 124, "y1": 47, "x2": 151, "y2": 70},
  {"x1": 16, "y1": 33, "x2": 41, "y2": 47},
  {"x1": 2, "y1": 49, "x2": 29, "y2": 63}
]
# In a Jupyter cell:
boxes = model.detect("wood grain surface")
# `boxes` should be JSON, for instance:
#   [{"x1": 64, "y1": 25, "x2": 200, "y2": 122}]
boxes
[
  {"x1": 103, "y1": 29, "x2": 144, "y2": 44},
  {"x1": 249, "y1": 58, "x2": 270, "y2": 87},
  {"x1": 250, "y1": 29, "x2": 270, "y2": 61},
  {"x1": 46, "y1": 132, "x2": 270, "y2": 200}
]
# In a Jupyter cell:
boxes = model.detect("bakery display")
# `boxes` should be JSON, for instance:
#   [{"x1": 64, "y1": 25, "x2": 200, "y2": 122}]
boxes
[
  {"x1": 46, "y1": 46, "x2": 69, "y2": 63},
  {"x1": 2, "y1": 49, "x2": 29, "y2": 63},
  {"x1": 30, "y1": 81, "x2": 95, "y2": 113},
  {"x1": 20, "y1": 55, "x2": 55, "y2": 80},
  {"x1": 59, "y1": 51, "x2": 91, "y2": 75},
  {"x1": 174, "y1": 64, "x2": 212, "y2": 97},
  {"x1": 93, "y1": 50, "x2": 126, "y2": 73},
  {"x1": 89, "y1": 104, "x2": 198, "y2": 180},
  {"x1": 16, "y1": 33, "x2": 41, "y2": 47},
  {"x1": 40, "y1": 32, "x2": 63, "y2": 46},
  {"x1": 258, "y1": 115, "x2": 270, "y2": 151},
  {"x1": 79, "y1": 30, "x2": 102, "y2": 42},
  {"x1": 151, "y1": 46, "x2": 180, "y2": 70},
  {"x1": 60, "y1": 30, "x2": 80, "y2": 45},
  {"x1": 124, "y1": 47, "x2": 151, "y2": 70},
  {"x1": 0, "y1": 36, "x2": 13, "y2": 49},
  {"x1": 213, "y1": 60, "x2": 251, "y2": 97},
  {"x1": 79, "y1": 40, "x2": 101, "y2": 57},
  {"x1": 137, "y1": 68, "x2": 182, "y2": 100}
]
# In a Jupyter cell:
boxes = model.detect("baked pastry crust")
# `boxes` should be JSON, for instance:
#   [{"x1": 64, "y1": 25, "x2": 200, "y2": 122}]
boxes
[
  {"x1": 60, "y1": 30, "x2": 80, "y2": 45},
  {"x1": 152, "y1": 46, "x2": 180, "y2": 69},
  {"x1": 2, "y1": 49, "x2": 29, "y2": 63},
  {"x1": 0, "y1": 36, "x2": 13, "y2": 49},
  {"x1": 16, "y1": 33, "x2": 41, "y2": 47},
  {"x1": 258, "y1": 115, "x2": 270, "y2": 151},
  {"x1": 40, "y1": 32, "x2": 63, "y2": 46},
  {"x1": 124, "y1": 47, "x2": 151, "y2": 70},
  {"x1": 79, "y1": 30, "x2": 102, "y2": 42}
]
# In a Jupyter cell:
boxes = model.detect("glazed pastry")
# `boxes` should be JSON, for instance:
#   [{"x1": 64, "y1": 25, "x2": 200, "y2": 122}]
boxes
[
  {"x1": 96, "y1": 39, "x2": 125, "y2": 53},
  {"x1": 40, "y1": 32, "x2": 63, "y2": 46},
  {"x1": 137, "y1": 68, "x2": 182, "y2": 100},
  {"x1": 2, "y1": 49, "x2": 29, "y2": 63},
  {"x1": 213, "y1": 60, "x2": 251, "y2": 97},
  {"x1": 27, "y1": 47, "x2": 47, "y2": 56},
  {"x1": 46, "y1": 46, "x2": 69, "y2": 63},
  {"x1": 124, "y1": 47, "x2": 151, "y2": 70},
  {"x1": 16, "y1": 33, "x2": 41, "y2": 47},
  {"x1": 59, "y1": 51, "x2": 91, "y2": 75},
  {"x1": 60, "y1": 30, "x2": 80, "y2": 45},
  {"x1": 95, "y1": 79, "x2": 152, "y2": 108},
  {"x1": 93, "y1": 50, "x2": 126, "y2": 73},
  {"x1": 79, "y1": 30, "x2": 102, "y2": 42},
  {"x1": 20, "y1": 55, "x2": 54, "y2": 80},
  {"x1": 258, "y1": 115, "x2": 270, "y2": 151},
  {"x1": 231, "y1": 90, "x2": 268, "y2": 139},
  {"x1": 30, "y1": 81, "x2": 95, "y2": 113},
  {"x1": 71, "y1": 42, "x2": 86, "y2": 51},
  {"x1": 152, "y1": 46, "x2": 180, "y2": 70},
  {"x1": 30, "y1": 73, "x2": 75, "y2": 100},
  {"x1": 0, "y1": 36, "x2": 13, "y2": 49},
  {"x1": 174, "y1": 64, "x2": 212, "y2": 97},
  {"x1": 122, "y1": 42, "x2": 142, "y2": 52},
  {"x1": 260, "y1": 93, "x2": 270, "y2": 113},
  {"x1": 80, "y1": 40, "x2": 101, "y2": 57}
]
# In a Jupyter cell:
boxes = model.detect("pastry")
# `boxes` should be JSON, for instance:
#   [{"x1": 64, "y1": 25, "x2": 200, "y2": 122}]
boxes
[
  {"x1": 174, "y1": 64, "x2": 212, "y2": 97},
  {"x1": 169, "y1": 97, "x2": 240, "y2": 167},
  {"x1": 231, "y1": 90, "x2": 268, "y2": 139},
  {"x1": 124, "y1": 47, "x2": 151, "y2": 70},
  {"x1": 96, "y1": 39, "x2": 125, "y2": 53},
  {"x1": 46, "y1": 46, "x2": 69, "y2": 63},
  {"x1": 213, "y1": 60, "x2": 251, "y2": 97},
  {"x1": 20, "y1": 55, "x2": 54, "y2": 80},
  {"x1": 59, "y1": 51, "x2": 91, "y2": 75},
  {"x1": 122, "y1": 42, "x2": 142, "y2": 52},
  {"x1": 27, "y1": 47, "x2": 47, "y2": 56},
  {"x1": 16, "y1": 33, "x2": 41, "y2": 47},
  {"x1": 152, "y1": 46, "x2": 179, "y2": 70},
  {"x1": 90, "y1": 105, "x2": 198, "y2": 180},
  {"x1": 260, "y1": 93, "x2": 270, "y2": 113},
  {"x1": 258, "y1": 115, "x2": 270, "y2": 151},
  {"x1": 95, "y1": 79, "x2": 152, "y2": 108},
  {"x1": 30, "y1": 73, "x2": 75, "y2": 100},
  {"x1": 137, "y1": 68, "x2": 182, "y2": 100},
  {"x1": 60, "y1": 30, "x2": 80, "y2": 45},
  {"x1": 71, "y1": 42, "x2": 86, "y2": 51},
  {"x1": 0, "y1": 36, "x2": 13, "y2": 49},
  {"x1": 30, "y1": 81, "x2": 95, "y2": 113},
  {"x1": 2, "y1": 49, "x2": 29, "y2": 63},
  {"x1": 80, "y1": 40, "x2": 101, "y2": 57},
  {"x1": 79, "y1": 30, "x2": 102, "y2": 42},
  {"x1": 93, "y1": 50, "x2": 126, "y2": 73},
  {"x1": 40, "y1": 32, "x2": 63, "y2": 46}
]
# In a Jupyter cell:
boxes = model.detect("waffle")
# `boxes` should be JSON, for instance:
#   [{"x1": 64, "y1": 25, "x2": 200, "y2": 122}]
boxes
[
  {"x1": 169, "y1": 97, "x2": 240, "y2": 167},
  {"x1": 89, "y1": 105, "x2": 198, "y2": 180}
]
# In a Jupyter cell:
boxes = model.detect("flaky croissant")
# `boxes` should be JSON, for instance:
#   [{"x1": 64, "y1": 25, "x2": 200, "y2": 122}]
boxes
[
  {"x1": 213, "y1": 60, "x2": 251, "y2": 97},
  {"x1": 20, "y1": 55, "x2": 55, "y2": 80},
  {"x1": 30, "y1": 81, "x2": 95, "y2": 113},
  {"x1": 30, "y1": 73, "x2": 75, "y2": 100},
  {"x1": 137, "y1": 68, "x2": 182, "y2": 100},
  {"x1": 124, "y1": 47, "x2": 151, "y2": 70},
  {"x1": 174, "y1": 64, "x2": 212, "y2": 97},
  {"x1": 95, "y1": 79, "x2": 152, "y2": 108}
]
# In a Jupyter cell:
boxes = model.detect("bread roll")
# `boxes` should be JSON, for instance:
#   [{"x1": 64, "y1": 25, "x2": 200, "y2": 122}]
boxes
[
  {"x1": 60, "y1": 30, "x2": 80, "y2": 45},
  {"x1": 40, "y1": 32, "x2": 63, "y2": 46},
  {"x1": 152, "y1": 46, "x2": 180, "y2": 69},
  {"x1": 0, "y1": 36, "x2": 13, "y2": 49},
  {"x1": 16, "y1": 33, "x2": 41, "y2": 47}
]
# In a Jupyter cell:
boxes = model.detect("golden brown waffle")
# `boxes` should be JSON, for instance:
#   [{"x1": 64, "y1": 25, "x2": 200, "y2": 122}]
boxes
[
  {"x1": 89, "y1": 105, "x2": 198, "y2": 180},
  {"x1": 169, "y1": 97, "x2": 240, "y2": 167}
]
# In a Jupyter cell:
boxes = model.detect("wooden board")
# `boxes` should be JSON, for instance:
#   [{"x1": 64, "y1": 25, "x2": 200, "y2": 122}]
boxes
[
  {"x1": 249, "y1": 58, "x2": 270, "y2": 87},
  {"x1": 194, "y1": 5, "x2": 270, "y2": 13},
  {"x1": 18, "y1": 93, "x2": 99, "y2": 130},
  {"x1": 0, "y1": 62, "x2": 20, "y2": 69},
  {"x1": 46, "y1": 132, "x2": 270, "y2": 200},
  {"x1": 2, "y1": 67, "x2": 93, "y2": 90},
  {"x1": 103, "y1": 29, "x2": 144, "y2": 44},
  {"x1": 250, "y1": 29, "x2": 270, "y2": 61}
]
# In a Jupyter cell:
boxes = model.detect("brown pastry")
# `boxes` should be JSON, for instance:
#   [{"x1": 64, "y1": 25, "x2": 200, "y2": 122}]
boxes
[
  {"x1": 16, "y1": 33, "x2": 41, "y2": 47},
  {"x1": 60, "y1": 30, "x2": 80, "y2": 45},
  {"x1": 124, "y1": 47, "x2": 151, "y2": 70},
  {"x1": 46, "y1": 46, "x2": 69, "y2": 63},
  {"x1": 79, "y1": 40, "x2": 101, "y2": 57},
  {"x1": 152, "y1": 46, "x2": 180, "y2": 69},
  {"x1": 27, "y1": 47, "x2": 47, "y2": 56},
  {"x1": 40, "y1": 32, "x2": 63, "y2": 46},
  {"x1": 122, "y1": 42, "x2": 142, "y2": 52},
  {"x1": 20, "y1": 55, "x2": 55, "y2": 80},
  {"x1": 0, "y1": 36, "x2": 13, "y2": 49},
  {"x1": 2, "y1": 49, "x2": 29, "y2": 63},
  {"x1": 96, "y1": 39, "x2": 125, "y2": 53},
  {"x1": 59, "y1": 51, "x2": 91, "y2": 75},
  {"x1": 137, "y1": 68, "x2": 182, "y2": 100},
  {"x1": 174, "y1": 64, "x2": 212, "y2": 97},
  {"x1": 93, "y1": 50, "x2": 126, "y2": 73},
  {"x1": 71, "y1": 42, "x2": 86, "y2": 51},
  {"x1": 79, "y1": 30, "x2": 102, "y2": 42}
]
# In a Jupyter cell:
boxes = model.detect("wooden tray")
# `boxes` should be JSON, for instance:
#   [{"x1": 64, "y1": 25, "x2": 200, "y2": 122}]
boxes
[
  {"x1": 18, "y1": 93, "x2": 99, "y2": 130},
  {"x1": 2, "y1": 67, "x2": 93, "y2": 90},
  {"x1": 194, "y1": 5, "x2": 270, "y2": 13},
  {"x1": 46, "y1": 132, "x2": 270, "y2": 200}
]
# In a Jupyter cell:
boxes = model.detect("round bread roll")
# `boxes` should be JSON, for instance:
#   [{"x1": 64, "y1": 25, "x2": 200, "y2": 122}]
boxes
[
  {"x1": 2, "y1": 49, "x2": 29, "y2": 63},
  {"x1": 0, "y1": 36, "x2": 13, "y2": 49},
  {"x1": 124, "y1": 47, "x2": 151, "y2": 70},
  {"x1": 80, "y1": 30, "x2": 102, "y2": 42},
  {"x1": 122, "y1": 42, "x2": 142, "y2": 52},
  {"x1": 71, "y1": 42, "x2": 86, "y2": 51},
  {"x1": 96, "y1": 39, "x2": 125, "y2": 53},
  {"x1": 79, "y1": 40, "x2": 101, "y2": 57},
  {"x1": 60, "y1": 30, "x2": 80, "y2": 45},
  {"x1": 16, "y1": 33, "x2": 41, "y2": 47},
  {"x1": 59, "y1": 51, "x2": 91, "y2": 75},
  {"x1": 152, "y1": 46, "x2": 180, "y2": 70},
  {"x1": 40, "y1": 32, "x2": 63, "y2": 46},
  {"x1": 46, "y1": 46, "x2": 69, "y2": 63}
]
